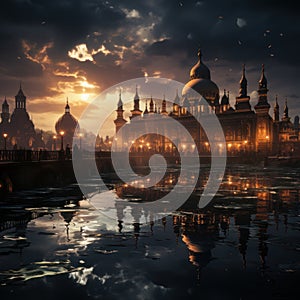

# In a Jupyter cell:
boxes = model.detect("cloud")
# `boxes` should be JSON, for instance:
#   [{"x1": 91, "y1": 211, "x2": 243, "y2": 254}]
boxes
[{"x1": 68, "y1": 44, "x2": 111, "y2": 62}]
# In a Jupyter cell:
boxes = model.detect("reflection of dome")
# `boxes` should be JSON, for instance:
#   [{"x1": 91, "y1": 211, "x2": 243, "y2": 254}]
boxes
[{"x1": 183, "y1": 49, "x2": 219, "y2": 105}]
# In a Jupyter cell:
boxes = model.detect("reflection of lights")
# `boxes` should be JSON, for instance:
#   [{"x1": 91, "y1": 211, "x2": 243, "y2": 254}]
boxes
[
  {"x1": 244, "y1": 140, "x2": 248, "y2": 144},
  {"x1": 266, "y1": 135, "x2": 269, "y2": 140},
  {"x1": 205, "y1": 142, "x2": 209, "y2": 146},
  {"x1": 218, "y1": 143, "x2": 223, "y2": 148},
  {"x1": 191, "y1": 144, "x2": 195, "y2": 149},
  {"x1": 182, "y1": 144, "x2": 186, "y2": 149},
  {"x1": 228, "y1": 143, "x2": 232, "y2": 148},
  {"x1": 146, "y1": 143, "x2": 150, "y2": 147}
]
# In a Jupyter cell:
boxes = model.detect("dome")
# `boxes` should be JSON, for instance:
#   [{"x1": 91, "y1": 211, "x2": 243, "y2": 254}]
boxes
[
  {"x1": 55, "y1": 112, "x2": 78, "y2": 133},
  {"x1": 183, "y1": 50, "x2": 219, "y2": 105},
  {"x1": 190, "y1": 49, "x2": 211, "y2": 80},
  {"x1": 182, "y1": 78, "x2": 219, "y2": 104},
  {"x1": 55, "y1": 101, "x2": 78, "y2": 137}
]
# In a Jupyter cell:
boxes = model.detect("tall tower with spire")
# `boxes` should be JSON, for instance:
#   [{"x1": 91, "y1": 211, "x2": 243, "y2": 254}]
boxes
[
  {"x1": 1, "y1": 97, "x2": 10, "y2": 124},
  {"x1": 282, "y1": 99, "x2": 290, "y2": 122},
  {"x1": 15, "y1": 83, "x2": 26, "y2": 110},
  {"x1": 254, "y1": 65, "x2": 273, "y2": 154},
  {"x1": 273, "y1": 95, "x2": 279, "y2": 122},
  {"x1": 172, "y1": 90, "x2": 180, "y2": 116},
  {"x1": 161, "y1": 95, "x2": 168, "y2": 116},
  {"x1": 149, "y1": 96, "x2": 154, "y2": 113},
  {"x1": 235, "y1": 64, "x2": 251, "y2": 112},
  {"x1": 130, "y1": 86, "x2": 142, "y2": 119},
  {"x1": 114, "y1": 91, "x2": 127, "y2": 133},
  {"x1": 254, "y1": 64, "x2": 270, "y2": 114}
]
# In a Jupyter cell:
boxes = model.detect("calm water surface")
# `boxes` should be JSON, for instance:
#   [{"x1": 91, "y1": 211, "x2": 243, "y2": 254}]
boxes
[{"x1": 0, "y1": 165, "x2": 300, "y2": 300}]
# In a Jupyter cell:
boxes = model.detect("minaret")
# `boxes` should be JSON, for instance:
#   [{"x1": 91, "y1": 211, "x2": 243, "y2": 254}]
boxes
[
  {"x1": 149, "y1": 96, "x2": 154, "y2": 113},
  {"x1": 235, "y1": 64, "x2": 251, "y2": 112},
  {"x1": 282, "y1": 99, "x2": 290, "y2": 121},
  {"x1": 273, "y1": 95, "x2": 279, "y2": 122},
  {"x1": 254, "y1": 64, "x2": 272, "y2": 154},
  {"x1": 15, "y1": 83, "x2": 26, "y2": 110},
  {"x1": 1, "y1": 97, "x2": 10, "y2": 123},
  {"x1": 144, "y1": 100, "x2": 149, "y2": 115},
  {"x1": 130, "y1": 85, "x2": 142, "y2": 119},
  {"x1": 254, "y1": 64, "x2": 270, "y2": 114},
  {"x1": 161, "y1": 95, "x2": 168, "y2": 116},
  {"x1": 114, "y1": 91, "x2": 127, "y2": 133}
]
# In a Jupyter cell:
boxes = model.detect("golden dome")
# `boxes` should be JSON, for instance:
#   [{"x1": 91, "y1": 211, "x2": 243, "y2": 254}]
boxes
[{"x1": 183, "y1": 50, "x2": 219, "y2": 105}]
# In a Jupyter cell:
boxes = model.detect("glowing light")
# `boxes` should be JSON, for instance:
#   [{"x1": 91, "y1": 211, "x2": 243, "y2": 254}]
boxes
[
  {"x1": 244, "y1": 140, "x2": 248, "y2": 144},
  {"x1": 3, "y1": 133, "x2": 8, "y2": 138},
  {"x1": 60, "y1": 131, "x2": 65, "y2": 136},
  {"x1": 228, "y1": 143, "x2": 232, "y2": 148}
]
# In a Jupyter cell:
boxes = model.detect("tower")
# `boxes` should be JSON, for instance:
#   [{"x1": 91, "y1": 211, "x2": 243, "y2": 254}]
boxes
[
  {"x1": 221, "y1": 89, "x2": 229, "y2": 112},
  {"x1": 149, "y1": 96, "x2": 154, "y2": 113},
  {"x1": 282, "y1": 99, "x2": 290, "y2": 122},
  {"x1": 1, "y1": 97, "x2": 10, "y2": 123},
  {"x1": 114, "y1": 91, "x2": 127, "y2": 133},
  {"x1": 15, "y1": 83, "x2": 26, "y2": 110},
  {"x1": 161, "y1": 95, "x2": 168, "y2": 116},
  {"x1": 235, "y1": 64, "x2": 251, "y2": 112},
  {"x1": 130, "y1": 85, "x2": 142, "y2": 119},
  {"x1": 254, "y1": 64, "x2": 270, "y2": 114},
  {"x1": 254, "y1": 65, "x2": 273, "y2": 154}
]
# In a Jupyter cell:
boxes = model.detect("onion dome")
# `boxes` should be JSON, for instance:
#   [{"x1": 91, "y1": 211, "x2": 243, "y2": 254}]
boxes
[
  {"x1": 259, "y1": 64, "x2": 267, "y2": 89},
  {"x1": 182, "y1": 49, "x2": 219, "y2": 105},
  {"x1": 190, "y1": 49, "x2": 211, "y2": 80},
  {"x1": 55, "y1": 99, "x2": 78, "y2": 136}
]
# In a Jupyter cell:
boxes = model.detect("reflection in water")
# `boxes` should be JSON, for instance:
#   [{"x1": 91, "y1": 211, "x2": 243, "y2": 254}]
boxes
[{"x1": 0, "y1": 166, "x2": 300, "y2": 299}]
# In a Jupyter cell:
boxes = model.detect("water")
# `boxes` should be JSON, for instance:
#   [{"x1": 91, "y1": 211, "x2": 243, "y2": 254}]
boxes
[{"x1": 0, "y1": 165, "x2": 300, "y2": 299}]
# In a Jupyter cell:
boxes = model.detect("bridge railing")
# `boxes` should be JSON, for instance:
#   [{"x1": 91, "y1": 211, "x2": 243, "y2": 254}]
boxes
[{"x1": 0, "y1": 150, "x2": 71, "y2": 162}]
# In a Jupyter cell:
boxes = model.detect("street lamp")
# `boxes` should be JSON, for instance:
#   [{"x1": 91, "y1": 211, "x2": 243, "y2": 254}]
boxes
[
  {"x1": 78, "y1": 133, "x2": 83, "y2": 150},
  {"x1": 60, "y1": 131, "x2": 65, "y2": 151},
  {"x1": 3, "y1": 133, "x2": 8, "y2": 150},
  {"x1": 265, "y1": 135, "x2": 270, "y2": 156},
  {"x1": 53, "y1": 135, "x2": 57, "y2": 151}
]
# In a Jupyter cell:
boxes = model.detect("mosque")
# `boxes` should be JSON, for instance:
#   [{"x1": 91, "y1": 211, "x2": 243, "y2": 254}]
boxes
[{"x1": 113, "y1": 50, "x2": 300, "y2": 157}]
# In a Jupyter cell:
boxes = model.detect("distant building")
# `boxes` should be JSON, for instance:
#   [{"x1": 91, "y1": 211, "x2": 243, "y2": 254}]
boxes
[
  {"x1": 54, "y1": 100, "x2": 78, "y2": 150},
  {"x1": 0, "y1": 85, "x2": 44, "y2": 149},
  {"x1": 113, "y1": 50, "x2": 299, "y2": 157}
]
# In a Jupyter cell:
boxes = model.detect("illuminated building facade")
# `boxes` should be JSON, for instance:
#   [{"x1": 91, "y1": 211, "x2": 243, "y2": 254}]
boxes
[
  {"x1": 113, "y1": 50, "x2": 299, "y2": 157},
  {"x1": 0, "y1": 85, "x2": 44, "y2": 149}
]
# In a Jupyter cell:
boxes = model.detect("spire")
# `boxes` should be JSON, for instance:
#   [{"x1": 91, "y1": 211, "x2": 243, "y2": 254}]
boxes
[
  {"x1": 144, "y1": 100, "x2": 149, "y2": 114},
  {"x1": 255, "y1": 64, "x2": 270, "y2": 113},
  {"x1": 1, "y1": 97, "x2": 10, "y2": 122},
  {"x1": 283, "y1": 98, "x2": 289, "y2": 120},
  {"x1": 114, "y1": 90, "x2": 127, "y2": 132},
  {"x1": 134, "y1": 85, "x2": 139, "y2": 101},
  {"x1": 161, "y1": 94, "x2": 167, "y2": 115},
  {"x1": 149, "y1": 96, "x2": 154, "y2": 113},
  {"x1": 15, "y1": 83, "x2": 26, "y2": 109},
  {"x1": 117, "y1": 89, "x2": 123, "y2": 109},
  {"x1": 259, "y1": 64, "x2": 267, "y2": 89},
  {"x1": 238, "y1": 64, "x2": 248, "y2": 97},
  {"x1": 65, "y1": 98, "x2": 70, "y2": 113},
  {"x1": 154, "y1": 103, "x2": 157, "y2": 113},
  {"x1": 190, "y1": 49, "x2": 211, "y2": 80},
  {"x1": 174, "y1": 89, "x2": 180, "y2": 104},
  {"x1": 221, "y1": 89, "x2": 229, "y2": 105}
]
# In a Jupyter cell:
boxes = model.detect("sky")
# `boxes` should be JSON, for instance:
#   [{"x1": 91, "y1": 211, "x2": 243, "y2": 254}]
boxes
[{"x1": 0, "y1": 0, "x2": 299, "y2": 132}]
